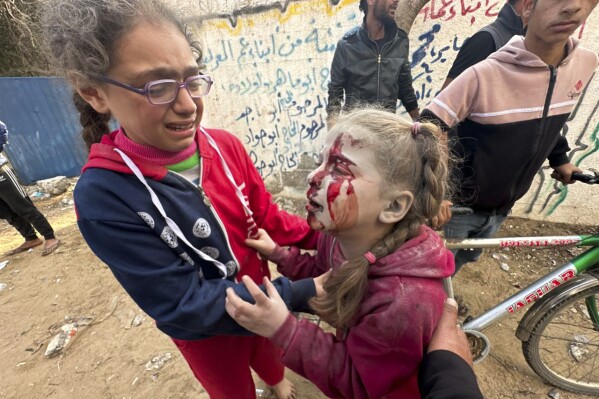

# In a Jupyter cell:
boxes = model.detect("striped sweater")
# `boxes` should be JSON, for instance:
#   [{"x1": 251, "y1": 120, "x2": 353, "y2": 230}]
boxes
[{"x1": 423, "y1": 36, "x2": 598, "y2": 214}]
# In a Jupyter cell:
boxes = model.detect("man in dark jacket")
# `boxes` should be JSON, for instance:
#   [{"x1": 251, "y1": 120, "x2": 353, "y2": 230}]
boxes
[
  {"x1": 326, "y1": 0, "x2": 419, "y2": 125},
  {"x1": 0, "y1": 121, "x2": 60, "y2": 256},
  {"x1": 441, "y1": 0, "x2": 526, "y2": 90}
]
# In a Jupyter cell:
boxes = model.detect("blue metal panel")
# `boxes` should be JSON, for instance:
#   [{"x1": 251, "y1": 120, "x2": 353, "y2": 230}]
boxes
[{"x1": 0, "y1": 77, "x2": 88, "y2": 184}]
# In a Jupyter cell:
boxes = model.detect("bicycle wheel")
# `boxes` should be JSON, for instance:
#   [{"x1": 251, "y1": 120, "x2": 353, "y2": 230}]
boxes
[{"x1": 522, "y1": 284, "x2": 599, "y2": 395}]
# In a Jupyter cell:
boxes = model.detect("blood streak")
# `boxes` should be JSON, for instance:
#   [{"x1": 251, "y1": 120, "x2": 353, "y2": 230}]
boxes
[{"x1": 307, "y1": 133, "x2": 357, "y2": 226}]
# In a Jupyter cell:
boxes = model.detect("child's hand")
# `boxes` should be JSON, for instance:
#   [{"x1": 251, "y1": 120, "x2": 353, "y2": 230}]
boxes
[
  {"x1": 245, "y1": 228, "x2": 276, "y2": 257},
  {"x1": 314, "y1": 270, "x2": 332, "y2": 298},
  {"x1": 225, "y1": 276, "x2": 290, "y2": 338}
]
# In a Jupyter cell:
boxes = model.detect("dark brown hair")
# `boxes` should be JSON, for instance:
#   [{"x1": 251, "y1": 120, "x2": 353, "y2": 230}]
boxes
[{"x1": 41, "y1": 0, "x2": 203, "y2": 150}]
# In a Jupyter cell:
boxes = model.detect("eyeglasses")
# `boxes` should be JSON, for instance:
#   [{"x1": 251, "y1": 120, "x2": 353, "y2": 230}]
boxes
[{"x1": 95, "y1": 74, "x2": 213, "y2": 105}]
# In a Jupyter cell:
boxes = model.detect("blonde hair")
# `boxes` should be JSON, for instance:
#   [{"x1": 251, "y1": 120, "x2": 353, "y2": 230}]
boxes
[{"x1": 310, "y1": 108, "x2": 449, "y2": 329}]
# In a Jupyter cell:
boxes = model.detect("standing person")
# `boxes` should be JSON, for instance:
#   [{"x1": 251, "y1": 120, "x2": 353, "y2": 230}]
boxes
[
  {"x1": 0, "y1": 121, "x2": 61, "y2": 256},
  {"x1": 440, "y1": 0, "x2": 526, "y2": 91},
  {"x1": 40, "y1": 1, "x2": 323, "y2": 398},
  {"x1": 424, "y1": 0, "x2": 599, "y2": 274},
  {"x1": 326, "y1": 0, "x2": 420, "y2": 126},
  {"x1": 225, "y1": 109, "x2": 454, "y2": 398}
]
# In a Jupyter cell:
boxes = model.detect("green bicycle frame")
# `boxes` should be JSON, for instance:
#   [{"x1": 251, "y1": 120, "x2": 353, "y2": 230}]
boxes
[{"x1": 445, "y1": 235, "x2": 599, "y2": 331}]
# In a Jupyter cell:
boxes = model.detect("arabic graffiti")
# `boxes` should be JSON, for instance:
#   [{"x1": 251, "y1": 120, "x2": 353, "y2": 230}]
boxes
[
  {"x1": 197, "y1": 0, "x2": 598, "y2": 221},
  {"x1": 418, "y1": 0, "x2": 501, "y2": 25}
]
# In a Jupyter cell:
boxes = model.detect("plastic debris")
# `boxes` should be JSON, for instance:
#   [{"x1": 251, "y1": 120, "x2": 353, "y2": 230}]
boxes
[
  {"x1": 0, "y1": 260, "x2": 9, "y2": 270},
  {"x1": 44, "y1": 317, "x2": 93, "y2": 358},
  {"x1": 548, "y1": 388, "x2": 560, "y2": 399},
  {"x1": 569, "y1": 343, "x2": 588, "y2": 362},
  {"x1": 132, "y1": 314, "x2": 145, "y2": 327},
  {"x1": 0, "y1": 283, "x2": 7, "y2": 292},
  {"x1": 145, "y1": 353, "x2": 172, "y2": 371}
]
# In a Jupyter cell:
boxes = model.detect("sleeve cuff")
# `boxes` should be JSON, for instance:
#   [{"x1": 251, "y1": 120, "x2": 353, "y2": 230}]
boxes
[
  {"x1": 268, "y1": 244, "x2": 289, "y2": 264},
  {"x1": 270, "y1": 313, "x2": 299, "y2": 351},
  {"x1": 289, "y1": 278, "x2": 317, "y2": 312},
  {"x1": 404, "y1": 100, "x2": 419, "y2": 112},
  {"x1": 548, "y1": 153, "x2": 569, "y2": 168}
]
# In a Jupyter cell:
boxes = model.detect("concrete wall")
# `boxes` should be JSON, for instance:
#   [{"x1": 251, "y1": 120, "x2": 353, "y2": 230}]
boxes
[{"x1": 179, "y1": 0, "x2": 599, "y2": 224}]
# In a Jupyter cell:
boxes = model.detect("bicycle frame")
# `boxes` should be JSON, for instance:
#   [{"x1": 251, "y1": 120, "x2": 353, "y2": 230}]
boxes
[{"x1": 445, "y1": 235, "x2": 599, "y2": 332}]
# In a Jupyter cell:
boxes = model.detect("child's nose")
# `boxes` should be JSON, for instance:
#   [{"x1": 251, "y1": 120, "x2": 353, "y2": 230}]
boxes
[
  {"x1": 172, "y1": 86, "x2": 197, "y2": 114},
  {"x1": 307, "y1": 167, "x2": 324, "y2": 187}
]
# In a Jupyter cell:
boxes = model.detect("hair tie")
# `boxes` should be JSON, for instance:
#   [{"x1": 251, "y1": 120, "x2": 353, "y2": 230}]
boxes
[
  {"x1": 411, "y1": 122, "x2": 421, "y2": 137},
  {"x1": 363, "y1": 251, "x2": 377, "y2": 264}
]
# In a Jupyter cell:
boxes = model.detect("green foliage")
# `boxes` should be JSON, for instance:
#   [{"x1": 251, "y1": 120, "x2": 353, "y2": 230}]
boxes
[{"x1": 0, "y1": 0, "x2": 50, "y2": 76}]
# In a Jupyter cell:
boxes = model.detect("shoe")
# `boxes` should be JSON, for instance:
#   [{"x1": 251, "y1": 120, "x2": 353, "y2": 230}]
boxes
[
  {"x1": 41, "y1": 239, "x2": 61, "y2": 256},
  {"x1": 4, "y1": 238, "x2": 43, "y2": 256}
]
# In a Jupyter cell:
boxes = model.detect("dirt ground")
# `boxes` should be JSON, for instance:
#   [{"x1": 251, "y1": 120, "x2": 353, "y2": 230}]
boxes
[{"x1": 1, "y1": 183, "x2": 598, "y2": 399}]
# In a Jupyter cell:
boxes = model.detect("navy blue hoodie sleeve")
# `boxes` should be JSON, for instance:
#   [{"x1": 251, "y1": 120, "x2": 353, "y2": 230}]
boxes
[{"x1": 75, "y1": 175, "x2": 314, "y2": 339}]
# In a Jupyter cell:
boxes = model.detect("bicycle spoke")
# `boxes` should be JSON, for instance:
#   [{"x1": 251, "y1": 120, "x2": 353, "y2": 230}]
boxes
[{"x1": 522, "y1": 286, "x2": 599, "y2": 395}]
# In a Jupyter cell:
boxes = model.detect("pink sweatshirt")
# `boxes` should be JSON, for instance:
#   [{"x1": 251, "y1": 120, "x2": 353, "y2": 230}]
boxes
[{"x1": 268, "y1": 226, "x2": 454, "y2": 398}]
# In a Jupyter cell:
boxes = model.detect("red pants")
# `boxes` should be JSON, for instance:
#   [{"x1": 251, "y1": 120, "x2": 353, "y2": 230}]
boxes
[{"x1": 172, "y1": 335, "x2": 285, "y2": 398}]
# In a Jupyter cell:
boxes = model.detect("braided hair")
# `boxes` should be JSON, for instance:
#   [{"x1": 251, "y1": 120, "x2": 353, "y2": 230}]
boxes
[
  {"x1": 41, "y1": 0, "x2": 203, "y2": 151},
  {"x1": 310, "y1": 108, "x2": 449, "y2": 329}
]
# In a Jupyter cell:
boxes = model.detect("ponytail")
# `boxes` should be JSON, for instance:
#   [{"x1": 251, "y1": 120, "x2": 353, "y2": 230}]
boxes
[
  {"x1": 72, "y1": 91, "x2": 111, "y2": 151},
  {"x1": 310, "y1": 216, "x2": 422, "y2": 330}
]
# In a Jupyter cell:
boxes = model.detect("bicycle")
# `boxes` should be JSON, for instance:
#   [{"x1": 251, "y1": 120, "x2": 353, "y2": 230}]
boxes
[{"x1": 444, "y1": 172, "x2": 599, "y2": 395}]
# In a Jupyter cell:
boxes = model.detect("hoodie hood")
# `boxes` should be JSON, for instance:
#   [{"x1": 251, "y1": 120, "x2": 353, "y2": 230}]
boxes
[
  {"x1": 368, "y1": 225, "x2": 454, "y2": 279},
  {"x1": 495, "y1": 2, "x2": 524, "y2": 35},
  {"x1": 83, "y1": 130, "x2": 169, "y2": 180},
  {"x1": 489, "y1": 35, "x2": 580, "y2": 68}
]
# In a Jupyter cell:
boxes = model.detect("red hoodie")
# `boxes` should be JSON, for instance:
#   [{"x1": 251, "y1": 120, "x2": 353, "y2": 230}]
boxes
[{"x1": 267, "y1": 226, "x2": 454, "y2": 398}]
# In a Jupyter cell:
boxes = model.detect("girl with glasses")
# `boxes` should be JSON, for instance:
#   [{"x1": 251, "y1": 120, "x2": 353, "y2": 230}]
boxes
[{"x1": 41, "y1": 1, "x2": 322, "y2": 398}]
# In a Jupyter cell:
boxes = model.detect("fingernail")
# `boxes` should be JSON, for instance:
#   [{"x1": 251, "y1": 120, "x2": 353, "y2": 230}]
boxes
[{"x1": 445, "y1": 298, "x2": 458, "y2": 307}]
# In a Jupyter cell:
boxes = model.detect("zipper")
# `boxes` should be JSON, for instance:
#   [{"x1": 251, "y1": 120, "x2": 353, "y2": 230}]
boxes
[
  {"x1": 377, "y1": 53, "x2": 382, "y2": 100},
  {"x1": 507, "y1": 66, "x2": 558, "y2": 204},
  {"x1": 196, "y1": 154, "x2": 241, "y2": 280},
  {"x1": 366, "y1": 33, "x2": 383, "y2": 101},
  {"x1": 537, "y1": 66, "x2": 558, "y2": 143}
]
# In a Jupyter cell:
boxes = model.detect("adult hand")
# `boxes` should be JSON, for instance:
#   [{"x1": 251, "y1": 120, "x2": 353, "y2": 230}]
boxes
[
  {"x1": 225, "y1": 276, "x2": 290, "y2": 338},
  {"x1": 245, "y1": 228, "x2": 276, "y2": 257},
  {"x1": 428, "y1": 298, "x2": 473, "y2": 367},
  {"x1": 313, "y1": 270, "x2": 332, "y2": 298},
  {"x1": 430, "y1": 200, "x2": 453, "y2": 230},
  {"x1": 551, "y1": 162, "x2": 582, "y2": 185}
]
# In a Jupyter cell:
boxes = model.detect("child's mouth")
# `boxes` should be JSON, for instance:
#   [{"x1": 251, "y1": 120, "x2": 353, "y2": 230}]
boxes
[
  {"x1": 306, "y1": 200, "x2": 323, "y2": 213},
  {"x1": 166, "y1": 122, "x2": 194, "y2": 132}
]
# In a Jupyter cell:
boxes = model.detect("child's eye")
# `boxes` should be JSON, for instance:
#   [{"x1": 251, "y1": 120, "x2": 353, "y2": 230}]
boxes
[{"x1": 333, "y1": 161, "x2": 351, "y2": 175}]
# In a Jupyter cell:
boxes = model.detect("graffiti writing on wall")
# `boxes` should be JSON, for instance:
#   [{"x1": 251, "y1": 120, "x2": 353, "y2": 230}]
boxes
[
  {"x1": 418, "y1": 0, "x2": 501, "y2": 24},
  {"x1": 197, "y1": 0, "x2": 484, "y2": 180},
  {"x1": 196, "y1": 0, "x2": 599, "y2": 221}
]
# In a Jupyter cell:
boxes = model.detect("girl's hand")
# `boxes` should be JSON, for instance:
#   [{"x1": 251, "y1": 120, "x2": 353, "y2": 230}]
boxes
[
  {"x1": 313, "y1": 270, "x2": 332, "y2": 298},
  {"x1": 245, "y1": 228, "x2": 276, "y2": 257},
  {"x1": 225, "y1": 276, "x2": 290, "y2": 338}
]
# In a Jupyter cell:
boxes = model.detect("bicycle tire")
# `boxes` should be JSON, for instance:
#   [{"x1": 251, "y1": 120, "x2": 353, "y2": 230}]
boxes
[{"x1": 522, "y1": 284, "x2": 599, "y2": 395}]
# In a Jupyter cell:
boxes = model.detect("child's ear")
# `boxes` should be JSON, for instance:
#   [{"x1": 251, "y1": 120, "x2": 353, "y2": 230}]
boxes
[
  {"x1": 70, "y1": 73, "x2": 111, "y2": 114},
  {"x1": 379, "y1": 191, "x2": 414, "y2": 224},
  {"x1": 76, "y1": 85, "x2": 111, "y2": 114},
  {"x1": 521, "y1": 0, "x2": 534, "y2": 19}
]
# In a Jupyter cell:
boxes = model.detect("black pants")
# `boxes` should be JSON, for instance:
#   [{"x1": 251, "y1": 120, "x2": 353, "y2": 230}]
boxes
[{"x1": 0, "y1": 165, "x2": 55, "y2": 241}]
